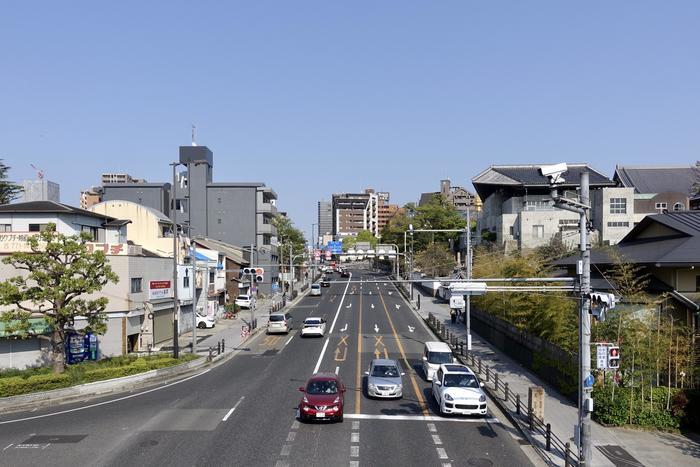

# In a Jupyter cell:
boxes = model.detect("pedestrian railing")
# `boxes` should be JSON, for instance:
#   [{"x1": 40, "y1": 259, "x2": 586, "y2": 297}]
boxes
[
  {"x1": 426, "y1": 312, "x2": 579, "y2": 467},
  {"x1": 207, "y1": 339, "x2": 226, "y2": 362}
]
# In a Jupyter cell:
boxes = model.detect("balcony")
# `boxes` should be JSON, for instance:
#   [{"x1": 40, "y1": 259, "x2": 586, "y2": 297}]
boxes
[
  {"x1": 258, "y1": 222, "x2": 277, "y2": 235},
  {"x1": 257, "y1": 200, "x2": 277, "y2": 214}
]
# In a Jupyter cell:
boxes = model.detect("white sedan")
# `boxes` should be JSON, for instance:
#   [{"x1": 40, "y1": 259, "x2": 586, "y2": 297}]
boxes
[
  {"x1": 432, "y1": 364, "x2": 487, "y2": 416},
  {"x1": 300, "y1": 317, "x2": 327, "y2": 337}
]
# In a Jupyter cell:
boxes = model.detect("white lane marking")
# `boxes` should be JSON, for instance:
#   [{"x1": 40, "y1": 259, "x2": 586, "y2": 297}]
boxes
[
  {"x1": 0, "y1": 369, "x2": 211, "y2": 425},
  {"x1": 431, "y1": 434, "x2": 442, "y2": 445},
  {"x1": 340, "y1": 323, "x2": 348, "y2": 332},
  {"x1": 370, "y1": 304, "x2": 375, "y2": 309},
  {"x1": 436, "y1": 447, "x2": 448, "y2": 459},
  {"x1": 388, "y1": 291, "x2": 393, "y2": 295},
  {"x1": 282, "y1": 335, "x2": 294, "y2": 349},
  {"x1": 395, "y1": 304, "x2": 401, "y2": 309},
  {"x1": 280, "y1": 444, "x2": 291, "y2": 456},
  {"x1": 350, "y1": 462, "x2": 359, "y2": 467},
  {"x1": 369, "y1": 291, "x2": 372, "y2": 295},
  {"x1": 350, "y1": 445, "x2": 359, "y2": 457},
  {"x1": 313, "y1": 338, "x2": 331, "y2": 374},
  {"x1": 286, "y1": 432, "x2": 296, "y2": 442},
  {"x1": 408, "y1": 326, "x2": 415, "y2": 332},
  {"x1": 351, "y1": 432, "x2": 360, "y2": 443},
  {"x1": 335, "y1": 366, "x2": 339, "y2": 375},
  {"x1": 275, "y1": 461, "x2": 290, "y2": 467},
  {"x1": 291, "y1": 420, "x2": 300, "y2": 430},
  {"x1": 352, "y1": 421, "x2": 360, "y2": 430},
  {"x1": 222, "y1": 396, "x2": 245, "y2": 421},
  {"x1": 3, "y1": 444, "x2": 14, "y2": 451},
  {"x1": 344, "y1": 414, "x2": 499, "y2": 423},
  {"x1": 346, "y1": 303, "x2": 352, "y2": 308},
  {"x1": 328, "y1": 272, "x2": 352, "y2": 333},
  {"x1": 442, "y1": 463, "x2": 452, "y2": 467},
  {"x1": 374, "y1": 324, "x2": 379, "y2": 333}
]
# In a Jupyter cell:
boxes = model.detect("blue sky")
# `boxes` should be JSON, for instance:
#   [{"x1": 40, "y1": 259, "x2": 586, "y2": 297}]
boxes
[{"x1": 2, "y1": 1, "x2": 699, "y2": 238}]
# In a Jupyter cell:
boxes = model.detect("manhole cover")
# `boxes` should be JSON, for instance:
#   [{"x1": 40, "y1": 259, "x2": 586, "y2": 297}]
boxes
[{"x1": 467, "y1": 458, "x2": 493, "y2": 467}]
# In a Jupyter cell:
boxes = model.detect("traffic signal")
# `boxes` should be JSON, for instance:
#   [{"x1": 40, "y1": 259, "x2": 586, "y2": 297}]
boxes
[
  {"x1": 254, "y1": 267, "x2": 264, "y2": 283},
  {"x1": 608, "y1": 346, "x2": 620, "y2": 369}
]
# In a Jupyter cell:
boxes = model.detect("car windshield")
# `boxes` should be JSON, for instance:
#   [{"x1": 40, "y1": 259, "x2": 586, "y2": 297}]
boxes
[
  {"x1": 238, "y1": 296, "x2": 250, "y2": 300},
  {"x1": 428, "y1": 351, "x2": 453, "y2": 364},
  {"x1": 304, "y1": 320, "x2": 322, "y2": 327},
  {"x1": 306, "y1": 380, "x2": 337, "y2": 394},
  {"x1": 371, "y1": 365, "x2": 399, "y2": 377},
  {"x1": 269, "y1": 315, "x2": 284, "y2": 322},
  {"x1": 443, "y1": 373, "x2": 479, "y2": 388}
]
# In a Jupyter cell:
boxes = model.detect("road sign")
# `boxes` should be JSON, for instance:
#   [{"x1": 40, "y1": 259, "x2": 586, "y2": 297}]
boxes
[
  {"x1": 325, "y1": 250, "x2": 332, "y2": 260},
  {"x1": 314, "y1": 249, "x2": 321, "y2": 260},
  {"x1": 449, "y1": 295, "x2": 465, "y2": 309},
  {"x1": 449, "y1": 282, "x2": 487, "y2": 296},
  {"x1": 596, "y1": 344, "x2": 608, "y2": 370}
]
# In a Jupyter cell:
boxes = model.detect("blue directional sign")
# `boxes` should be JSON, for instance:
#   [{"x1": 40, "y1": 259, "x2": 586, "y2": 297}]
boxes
[
  {"x1": 584, "y1": 373, "x2": 594, "y2": 389},
  {"x1": 327, "y1": 241, "x2": 343, "y2": 254}
]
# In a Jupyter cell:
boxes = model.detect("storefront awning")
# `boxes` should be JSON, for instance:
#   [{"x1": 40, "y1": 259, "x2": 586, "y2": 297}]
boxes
[{"x1": 0, "y1": 317, "x2": 52, "y2": 338}]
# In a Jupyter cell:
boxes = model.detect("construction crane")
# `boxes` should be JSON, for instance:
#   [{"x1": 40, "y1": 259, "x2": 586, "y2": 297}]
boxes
[{"x1": 30, "y1": 163, "x2": 44, "y2": 179}]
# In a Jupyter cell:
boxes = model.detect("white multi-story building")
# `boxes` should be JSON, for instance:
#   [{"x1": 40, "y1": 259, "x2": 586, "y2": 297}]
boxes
[{"x1": 472, "y1": 164, "x2": 624, "y2": 251}]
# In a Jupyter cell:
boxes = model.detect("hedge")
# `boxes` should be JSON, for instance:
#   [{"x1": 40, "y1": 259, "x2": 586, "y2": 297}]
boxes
[{"x1": 0, "y1": 355, "x2": 198, "y2": 398}]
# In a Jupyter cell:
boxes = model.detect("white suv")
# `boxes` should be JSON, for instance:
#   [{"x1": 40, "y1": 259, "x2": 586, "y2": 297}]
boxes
[
  {"x1": 432, "y1": 364, "x2": 487, "y2": 416},
  {"x1": 267, "y1": 312, "x2": 293, "y2": 334},
  {"x1": 235, "y1": 294, "x2": 254, "y2": 309},
  {"x1": 422, "y1": 341, "x2": 456, "y2": 381}
]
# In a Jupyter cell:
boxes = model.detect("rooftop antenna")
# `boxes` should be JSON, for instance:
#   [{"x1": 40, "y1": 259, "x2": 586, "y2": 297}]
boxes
[
  {"x1": 191, "y1": 124, "x2": 197, "y2": 146},
  {"x1": 30, "y1": 163, "x2": 45, "y2": 179}
]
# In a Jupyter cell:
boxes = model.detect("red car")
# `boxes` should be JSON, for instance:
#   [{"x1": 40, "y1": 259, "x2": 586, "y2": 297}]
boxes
[{"x1": 298, "y1": 372, "x2": 346, "y2": 423}]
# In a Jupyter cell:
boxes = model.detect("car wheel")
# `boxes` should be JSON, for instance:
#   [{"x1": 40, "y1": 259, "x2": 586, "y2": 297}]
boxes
[
  {"x1": 198, "y1": 322, "x2": 207, "y2": 329},
  {"x1": 337, "y1": 413, "x2": 343, "y2": 423}
]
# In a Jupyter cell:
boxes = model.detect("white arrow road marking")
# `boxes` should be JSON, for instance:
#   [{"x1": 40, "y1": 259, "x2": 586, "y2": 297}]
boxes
[
  {"x1": 408, "y1": 326, "x2": 415, "y2": 333},
  {"x1": 388, "y1": 291, "x2": 393, "y2": 295},
  {"x1": 384, "y1": 283, "x2": 387, "y2": 286},
  {"x1": 340, "y1": 324, "x2": 348, "y2": 332},
  {"x1": 370, "y1": 304, "x2": 375, "y2": 309},
  {"x1": 395, "y1": 304, "x2": 401, "y2": 310},
  {"x1": 346, "y1": 303, "x2": 352, "y2": 308},
  {"x1": 374, "y1": 324, "x2": 379, "y2": 333}
]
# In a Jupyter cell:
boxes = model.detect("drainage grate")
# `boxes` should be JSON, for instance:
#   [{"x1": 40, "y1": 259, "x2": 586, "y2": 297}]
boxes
[
  {"x1": 597, "y1": 445, "x2": 644, "y2": 467},
  {"x1": 23, "y1": 435, "x2": 87, "y2": 444}
]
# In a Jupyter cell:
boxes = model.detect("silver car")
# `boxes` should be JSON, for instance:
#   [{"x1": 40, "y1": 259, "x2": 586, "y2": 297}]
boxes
[{"x1": 365, "y1": 359, "x2": 405, "y2": 399}]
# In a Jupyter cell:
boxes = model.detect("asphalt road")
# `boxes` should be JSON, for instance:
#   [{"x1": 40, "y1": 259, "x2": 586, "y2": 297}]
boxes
[{"x1": 0, "y1": 267, "x2": 536, "y2": 467}]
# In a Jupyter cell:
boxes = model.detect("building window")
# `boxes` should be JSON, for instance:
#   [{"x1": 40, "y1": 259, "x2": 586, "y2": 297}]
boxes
[
  {"x1": 0, "y1": 224, "x2": 11, "y2": 232},
  {"x1": 217, "y1": 218, "x2": 222, "y2": 224},
  {"x1": 610, "y1": 198, "x2": 627, "y2": 214},
  {"x1": 175, "y1": 199, "x2": 188, "y2": 213},
  {"x1": 673, "y1": 202, "x2": 684, "y2": 211},
  {"x1": 217, "y1": 197, "x2": 222, "y2": 204},
  {"x1": 28, "y1": 223, "x2": 49, "y2": 232},
  {"x1": 655, "y1": 202, "x2": 668, "y2": 210},
  {"x1": 209, "y1": 271, "x2": 215, "y2": 283},
  {"x1": 81, "y1": 225, "x2": 98, "y2": 241},
  {"x1": 532, "y1": 225, "x2": 544, "y2": 238},
  {"x1": 509, "y1": 226, "x2": 514, "y2": 236},
  {"x1": 130, "y1": 277, "x2": 142, "y2": 293},
  {"x1": 183, "y1": 276, "x2": 190, "y2": 289},
  {"x1": 607, "y1": 221, "x2": 630, "y2": 228}
]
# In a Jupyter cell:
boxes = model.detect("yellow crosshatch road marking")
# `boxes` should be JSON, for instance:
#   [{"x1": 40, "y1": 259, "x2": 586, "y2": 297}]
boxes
[
  {"x1": 338, "y1": 334, "x2": 349, "y2": 346},
  {"x1": 334, "y1": 346, "x2": 347, "y2": 361},
  {"x1": 373, "y1": 335, "x2": 384, "y2": 347},
  {"x1": 263, "y1": 335, "x2": 281, "y2": 346}
]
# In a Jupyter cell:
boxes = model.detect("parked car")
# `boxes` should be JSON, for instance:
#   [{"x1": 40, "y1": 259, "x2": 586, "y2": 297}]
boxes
[
  {"x1": 300, "y1": 317, "x2": 326, "y2": 337},
  {"x1": 431, "y1": 364, "x2": 487, "y2": 416},
  {"x1": 267, "y1": 312, "x2": 293, "y2": 334},
  {"x1": 196, "y1": 315, "x2": 216, "y2": 329},
  {"x1": 422, "y1": 341, "x2": 456, "y2": 381},
  {"x1": 235, "y1": 294, "x2": 254, "y2": 309},
  {"x1": 365, "y1": 359, "x2": 404, "y2": 399},
  {"x1": 298, "y1": 372, "x2": 346, "y2": 422},
  {"x1": 310, "y1": 284, "x2": 321, "y2": 296}
]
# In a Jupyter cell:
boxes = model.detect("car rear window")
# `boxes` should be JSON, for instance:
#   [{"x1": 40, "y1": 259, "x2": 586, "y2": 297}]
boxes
[
  {"x1": 238, "y1": 295, "x2": 250, "y2": 300},
  {"x1": 428, "y1": 351, "x2": 453, "y2": 364},
  {"x1": 311, "y1": 285, "x2": 320, "y2": 289},
  {"x1": 305, "y1": 319, "x2": 322, "y2": 326},
  {"x1": 269, "y1": 315, "x2": 285, "y2": 322}
]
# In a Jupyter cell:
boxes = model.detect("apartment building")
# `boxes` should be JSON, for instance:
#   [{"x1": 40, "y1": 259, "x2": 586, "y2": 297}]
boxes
[{"x1": 419, "y1": 179, "x2": 480, "y2": 217}]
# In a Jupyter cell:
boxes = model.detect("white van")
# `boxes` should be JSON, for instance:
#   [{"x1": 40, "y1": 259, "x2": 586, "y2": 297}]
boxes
[
  {"x1": 310, "y1": 284, "x2": 322, "y2": 296},
  {"x1": 422, "y1": 341, "x2": 456, "y2": 381}
]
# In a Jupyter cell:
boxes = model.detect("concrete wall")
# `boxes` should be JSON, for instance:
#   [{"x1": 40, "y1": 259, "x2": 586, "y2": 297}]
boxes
[
  {"x1": 0, "y1": 338, "x2": 51, "y2": 370},
  {"x1": 676, "y1": 269, "x2": 700, "y2": 292},
  {"x1": 102, "y1": 184, "x2": 170, "y2": 217},
  {"x1": 591, "y1": 187, "x2": 635, "y2": 245}
]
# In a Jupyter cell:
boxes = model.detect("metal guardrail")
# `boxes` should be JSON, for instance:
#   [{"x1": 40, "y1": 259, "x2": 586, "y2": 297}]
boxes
[{"x1": 427, "y1": 312, "x2": 579, "y2": 467}]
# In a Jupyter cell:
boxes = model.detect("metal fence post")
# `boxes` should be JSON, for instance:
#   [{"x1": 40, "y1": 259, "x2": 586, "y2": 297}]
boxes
[
  {"x1": 494, "y1": 372, "x2": 499, "y2": 390},
  {"x1": 478, "y1": 359, "x2": 482, "y2": 374},
  {"x1": 208, "y1": 347, "x2": 213, "y2": 362},
  {"x1": 217, "y1": 341, "x2": 221, "y2": 355},
  {"x1": 485, "y1": 366, "x2": 490, "y2": 383},
  {"x1": 564, "y1": 442, "x2": 571, "y2": 467},
  {"x1": 516, "y1": 394, "x2": 521, "y2": 415},
  {"x1": 222, "y1": 339, "x2": 225, "y2": 353},
  {"x1": 546, "y1": 423, "x2": 551, "y2": 451},
  {"x1": 504, "y1": 382, "x2": 509, "y2": 402},
  {"x1": 528, "y1": 403, "x2": 533, "y2": 431}
]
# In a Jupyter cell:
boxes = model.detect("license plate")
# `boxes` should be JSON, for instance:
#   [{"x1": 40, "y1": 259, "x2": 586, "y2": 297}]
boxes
[{"x1": 315, "y1": 412, "x2": 325, "y2": 418}]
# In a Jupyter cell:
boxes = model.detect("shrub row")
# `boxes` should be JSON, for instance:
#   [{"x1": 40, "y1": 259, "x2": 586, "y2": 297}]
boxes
[{"x1": 0, "y1": 355, "x2": 197, "y2": 398}]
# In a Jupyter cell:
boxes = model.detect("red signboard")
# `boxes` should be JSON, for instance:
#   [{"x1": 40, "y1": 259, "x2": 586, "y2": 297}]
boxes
[{"x1": 150, "y1": 281, "x2": 171, "y2": 289}]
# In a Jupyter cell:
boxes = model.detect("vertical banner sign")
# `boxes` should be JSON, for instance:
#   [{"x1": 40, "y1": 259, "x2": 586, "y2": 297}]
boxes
[
  {"x1": 149, "y1": 280, "x2": 172, "y2": 299},
  {"x1": 325, "y1": 250, "x2": 332, "y2": 260},
  {"x1": 596, "y1": 344, "x2": 608, "y2": 370},
  {"x1": 314, "y1": 249, "x2": 321, "y2": 260}
]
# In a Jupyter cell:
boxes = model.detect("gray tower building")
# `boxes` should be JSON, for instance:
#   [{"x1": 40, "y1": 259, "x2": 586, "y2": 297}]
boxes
[
  {"x1": 21, "y1": 180, "x2": 60, "y2": 203},
  {"x1": 318, "y1": 200, "x2": 332, "y2": 239}
]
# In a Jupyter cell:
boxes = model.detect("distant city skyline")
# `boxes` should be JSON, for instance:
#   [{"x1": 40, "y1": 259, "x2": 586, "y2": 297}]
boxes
[{"x1": 2, "y1": 2, "x2": 699, "y2": 238}]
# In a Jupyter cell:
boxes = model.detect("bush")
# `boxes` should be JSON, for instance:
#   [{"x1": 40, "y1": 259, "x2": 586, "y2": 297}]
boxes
[
  {"x1": 0, "y1": 373, "x2": 72, "y2": 397},
  {"x1": 592, "y1": 385, "x2": 683, "y2": 430}
]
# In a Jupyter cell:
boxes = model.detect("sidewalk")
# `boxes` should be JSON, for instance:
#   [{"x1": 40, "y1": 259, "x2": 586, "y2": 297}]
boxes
[{"x1": 406, "y1": 284, "x2": 700, "y2": 467}]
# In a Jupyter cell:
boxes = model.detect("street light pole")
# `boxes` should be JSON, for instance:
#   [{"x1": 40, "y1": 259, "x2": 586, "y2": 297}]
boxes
[
  {"x1": 465, "y1": 208, "x2": 472, "y2": 351},
  {"x1": 170, "y1": 162, "x2": 181, "y2": 359}
]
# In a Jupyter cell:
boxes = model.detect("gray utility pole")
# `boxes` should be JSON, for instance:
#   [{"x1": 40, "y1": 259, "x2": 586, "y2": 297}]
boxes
[
  {"x1": 465, "y1": 208, "x2": 472, "y2": 351},
  {"x1": 191, "y1": 235, "x2": 197, "y2": 353},
  {"x1": 550, "y1": 169, "x2": 592, "y2": 465},
  {"x1": 170, "y1": 162, "x2": 180, "y2": 359},
  {"x1": 289, "y1": 243, "x2": 293, "y2": 297}
]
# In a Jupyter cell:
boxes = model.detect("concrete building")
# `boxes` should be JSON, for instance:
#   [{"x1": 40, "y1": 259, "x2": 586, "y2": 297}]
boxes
[
  {"x1": 613, "y1": 165, "x2": 700, "y2": 221},
  {"x1": 102, "y1": 181, "x2": 171, "y2": 218},
  {"x1": 472, "y1": 164, "x2": 618, "y2": 251},
  {"x1": 0, "y1": 201, "x2": 185, "y2": 368},
  {"x1": 317, "y1": 200, "x2": 333, "y2": 240},
  {"x1": 192, "y1": 237, "x2": 249, "y2": 304},
  {"x1": 80, "y1": 187, "x2": 103, "y2": 210},
  {"x1": 21, "y1": 179, "x2": 60, "y2": 203},
  {"x1": 419, "y1": 179, "x2": 480, "y2": 217},
  {"x1": 331, "y1": 188, "x2": 388, "y2": 238}
]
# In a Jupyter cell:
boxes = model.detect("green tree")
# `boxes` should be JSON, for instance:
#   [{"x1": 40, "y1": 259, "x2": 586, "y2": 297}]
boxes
[
  {"x1": 413, "y1": 242, "x2": 455, "y2": 277},
  {"x1": 0, "y1": 224, "x2": 118, "y2": 373},
  {"x1": 272, "y1": 215, "x2": 307, "y2": 289},
  {"x1": 342, "y1": 230, "x2": 378, "y2": 252},
  {"x1": 0, "y1": 159, "x2": 23, "y2": 204}
]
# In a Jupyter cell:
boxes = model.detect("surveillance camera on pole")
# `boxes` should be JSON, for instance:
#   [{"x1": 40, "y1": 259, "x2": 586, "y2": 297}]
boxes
[
  {"x1": 589, "y1": 292, "x2": 616, "y2": 322},
  {"x1": 539, "y1": 163, "x2": 568, "y2": 186}
]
